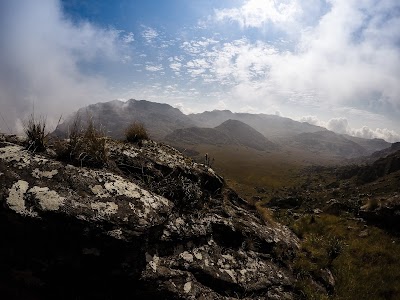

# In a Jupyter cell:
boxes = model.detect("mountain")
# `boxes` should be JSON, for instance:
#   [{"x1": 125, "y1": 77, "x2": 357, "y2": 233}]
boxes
[
  {"x1": 342, "y1": 134, "x2": 391, "y2": 154},
  {"x1": 288, "y1": 130, "x2": 369, "y2": 158},
  {"x1": 189, "y1": 110, "x2": 326, "y2": 140},
  {"x1": 165, "y1": 119, "x2": 277, "y2": 151},
  {"x1": 53, "y1": 99, "x2": 390, "y2": 160},
  {"x1": 367, "y1": 142, "x2": 400, "y2": 162},
  {"x1": 53, "y1": 99, "x2": 195, "y2": 140},
  {"x1": 215, "y1": 119, "x2": 277, "y2": 151}
]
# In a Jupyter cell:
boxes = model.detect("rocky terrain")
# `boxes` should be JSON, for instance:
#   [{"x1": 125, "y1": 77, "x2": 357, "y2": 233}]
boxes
[{"x1": 1, "y1": 133, "x2": 306, "y2": 299}]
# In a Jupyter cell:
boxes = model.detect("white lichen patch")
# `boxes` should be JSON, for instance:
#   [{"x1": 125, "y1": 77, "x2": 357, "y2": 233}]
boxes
[
  {"x1": 175, "y1": 217, "x2": 185, "y2": 227},
  {"x1": 222, "y1": 254, "x2": 235, "y2": 262},
  {"x1": 7, "y1": 180, "x2": 38, "y2": 217},
  {"x1": 32, "y1": 168, "x2": 58, "y2": 179},
  {"x1": 180, "y1": 251, "x2": 194, "y2": 263},
  {"x1": 106, "y1": 228, "x2": 123, "y2": 239},
  {"x1": 0, "y1": 145, "x2": 48, "y2": 168},
  {"x1": 148, "y1": 254, "x2": 160, "y2": 273},
  {"x1": 223, "y1": 269, "x2": 237, "y2": 282},
  {"x1": 90, "y1": 185, "x2": 110, "y2": 198},
  {"x1": 193, "y1": 249, "x2": 203, "y2": 260},
  {"x1": 104, "y1": 180, "x2": 141, "y2": 199},
  {"x1": 90, "y1": 201, "x2": 118, "y2": 218},
  {"x1": 28, "y1": 186, "x2": 65, "y2": 211},
  {"x1": 183, "y1": 281, "x2": 192, "y2": 293}
]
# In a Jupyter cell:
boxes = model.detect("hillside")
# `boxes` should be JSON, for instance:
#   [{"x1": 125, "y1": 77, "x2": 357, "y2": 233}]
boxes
[
  {"x1": 189, "y1": 110, "x2": 326, "y2": 140},
  {"x1": 165, "y1": 119, "x2": 277, "y2": 151},
  {"x1": 287, "y1": 130, "x2": 369, "y2": 159},
  {"x1": 53, "y1": 99, "x2": 195, "y2": 140}
]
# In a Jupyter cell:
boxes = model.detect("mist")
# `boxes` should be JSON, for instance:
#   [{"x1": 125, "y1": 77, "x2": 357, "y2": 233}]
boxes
[{"x1": 0, "y1": 0, "x2": 127, "y2": 133}]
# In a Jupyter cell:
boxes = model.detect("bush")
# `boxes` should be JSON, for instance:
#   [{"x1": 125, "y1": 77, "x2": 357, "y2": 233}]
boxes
[
  {"x1": 23, "y1": 114, "x2": 48, "y2": 152},
  {"x1": 125, "y1": 122, "x2": 148, "y2": 144},
  {"x1": 55, "y1": 115, "x2": 108, "y2": 168}
]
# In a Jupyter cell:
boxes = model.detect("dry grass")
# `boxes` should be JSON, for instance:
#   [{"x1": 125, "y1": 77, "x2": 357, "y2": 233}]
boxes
[
  {"x1": 286, "y1": 213, "x2": 400, "y2": 299},
  {"x1": 23, "y1": 114, "x2": 48, "y2": 152},
  {"x1": 125, "y1": 122, "x2": 149, "y2": 144},
  {"x1": 255, "y1": 202, "x2": 276, "y2": 226},
  {"x1": 55, "y1": 115, "x2": 108, "y2": 168}
]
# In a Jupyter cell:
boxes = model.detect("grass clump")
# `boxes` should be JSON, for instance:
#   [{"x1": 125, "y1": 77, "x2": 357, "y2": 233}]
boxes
[
  {"x1": 124, "y1": 122, "x2": 148, "y2": 144},
  {"x1": 23, "y1": 114, "x2": 48, "y2": 152},
  {"x1": 55, "y1": 115, "x2": 107, "y2": 168}
]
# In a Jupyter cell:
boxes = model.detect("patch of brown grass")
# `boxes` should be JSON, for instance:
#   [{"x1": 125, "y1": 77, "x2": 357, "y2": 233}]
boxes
[
  {"x1": 55, "y1": 115, "x2": 107, "y2": 168},
  {"x1": 124, "y1": 122, "x2": 148, "y2": 144}
]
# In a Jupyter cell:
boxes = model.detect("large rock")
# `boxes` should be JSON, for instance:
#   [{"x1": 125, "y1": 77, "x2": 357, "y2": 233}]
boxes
[{"x1": 0, "y1": 134, "x2": 301, "y2": 299}]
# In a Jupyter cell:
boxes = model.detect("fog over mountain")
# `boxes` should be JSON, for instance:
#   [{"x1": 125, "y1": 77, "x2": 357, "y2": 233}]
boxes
[{"x1": 53, "y1": 99, "x2": 391, "y2": 159}]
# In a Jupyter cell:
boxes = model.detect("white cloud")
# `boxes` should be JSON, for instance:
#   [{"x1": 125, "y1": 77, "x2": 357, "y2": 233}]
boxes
[
  {"x1": 300, "y1": 115, "x2": 323, "y2": 126},
  {"x1": 299, "y1": 115, "x2": 400, "y2": 142},
  {"x1": 145, "y1": 64, "x2": 164, "y2": 72},
  {"x1": 0, "y1": 0, "x2": 129, "y2": 132},
  {"x1": 123, "y1": 32, "x2": 134, "y2": 43},
  {"x1": 141, "y1": 26, "x2": 159, "y2": 43},
  {"x1": 326, "y1": 117, "x2": 350, "y2": 134},
  {"x1": 201, "y1": 0, "x2": 400, "y2": 122},
  {"x1": 214, "y1": 0, "x2": 302, "y2": 29},
  {"x1": 351, "y1": 126, "x2": 400, "y2": 143}
]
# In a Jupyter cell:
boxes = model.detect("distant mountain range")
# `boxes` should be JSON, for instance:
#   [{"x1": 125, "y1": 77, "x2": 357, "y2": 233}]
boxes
[
  {"x1": 54, "y1": 99, "x2": 391, "y2": 159},
  {"x1": 165, "y1": 119, "x2": 277, "y2": 151}
]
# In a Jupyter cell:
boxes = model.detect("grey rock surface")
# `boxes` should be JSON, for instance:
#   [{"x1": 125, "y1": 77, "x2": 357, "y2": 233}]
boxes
[{"x1": 0, "y1": 134, "x2": 301, "y2": 299}]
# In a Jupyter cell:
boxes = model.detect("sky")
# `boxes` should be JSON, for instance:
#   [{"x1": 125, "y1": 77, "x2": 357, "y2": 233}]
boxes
[{"x1": 0, "y1": 0, "x2": 400, "y2": 142}]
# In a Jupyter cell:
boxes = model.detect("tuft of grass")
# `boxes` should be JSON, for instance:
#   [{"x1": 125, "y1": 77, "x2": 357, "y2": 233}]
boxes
[
  {"x1": 255, "y1": 202, "x2": 276, "y2": 226},
  {"x1": 23, "y1": 114, "x2": 48, "y2": 152},
  {"x1": 361, "y1": 197, "x2": 380, "y2": 211},
  {"x1": 286, "y1": 213, "x2": 400, "y2": 300},
  {"x1": 124, "y1": 122, "x2": 148, "y2": 144},
  {"x1": 55, "y1": 115, "x2": 108, "y2": 168}
]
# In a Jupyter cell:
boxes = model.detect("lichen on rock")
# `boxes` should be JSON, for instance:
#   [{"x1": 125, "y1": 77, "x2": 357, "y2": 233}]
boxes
[{"x1": 0, "y1": 134, "x2": 303, "y2": 299}]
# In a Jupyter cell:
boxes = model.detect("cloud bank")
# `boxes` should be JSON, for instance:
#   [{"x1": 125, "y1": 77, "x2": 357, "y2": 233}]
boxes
[
  {"x1": 0, "y1": 0, "x2": 129, "y2": 133},
  {"x1": 300, "y1": 116, "x2": 400, "y2": 142}
]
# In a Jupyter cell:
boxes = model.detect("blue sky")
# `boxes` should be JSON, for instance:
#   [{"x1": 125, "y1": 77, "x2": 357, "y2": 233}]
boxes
[{"x1": 1, "y1": 0, "x2": 400, "y2": 141}]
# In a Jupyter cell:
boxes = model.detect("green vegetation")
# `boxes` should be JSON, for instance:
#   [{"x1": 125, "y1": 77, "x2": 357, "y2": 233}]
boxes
[
  {"x1": 273, "y1": 212, "x2": 400, "y2": 300},
  {"x1": 125, "y1": 121, "x2": 149, "y2": 144},
  {"x1": 55, "y1": 116, "x2": 108, "y2": 167}
]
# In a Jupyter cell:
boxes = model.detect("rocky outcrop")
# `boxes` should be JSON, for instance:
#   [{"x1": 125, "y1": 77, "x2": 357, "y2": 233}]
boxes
[
  {"x1": 360, "y1": 195, "x2": 400, "y2": 232},
  {"x1": 0, "y1": 134, "x2": 301, "y2": 299}
]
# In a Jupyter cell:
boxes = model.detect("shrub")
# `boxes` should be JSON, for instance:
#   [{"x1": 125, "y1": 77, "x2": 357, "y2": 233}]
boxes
[
  {"x1": 23, "y1": 114, "x2": 48, "y2": 152},
  {"x1": 124, "y1": 122, "x2": 148, "y2": 144},
  {"x1": 55, "y1": 115, "x2": 108, "y2": 168}
]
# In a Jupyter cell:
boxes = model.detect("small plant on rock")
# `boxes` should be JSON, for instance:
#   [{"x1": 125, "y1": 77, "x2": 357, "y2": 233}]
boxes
[
  {"x1": 23, "y1": 114, "x2": 48, "y2": 152},
  {"x1": 124, "y1": 122, "x2": 148, "y2": 144},
  {"x1": 55, "y1": 115, "x2": 108, "y2": 167}
]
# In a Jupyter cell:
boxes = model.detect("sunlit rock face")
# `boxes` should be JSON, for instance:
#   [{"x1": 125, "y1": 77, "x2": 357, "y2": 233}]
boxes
[{"x1": 0, "y1": 133, "x2": 301, "y2": 299}]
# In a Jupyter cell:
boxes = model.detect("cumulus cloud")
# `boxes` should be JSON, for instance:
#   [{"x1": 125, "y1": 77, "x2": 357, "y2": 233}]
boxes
[
  {"x1": 351, "y1": 127, "x2": 400, "y2": 143},
  {"x1": 300, "y1": 115, "x2": 400, "y2": 142},
  {"x1": 0, "y1": 0, "x2": 129, "y2": 133},
  {"x1": 326, "y1": 118, "x2": 350, "y2": 134},
  {"x1": 214, "y1": 0, "x2": 301, "y2": 29},
  {"x1": 208, "y1": 0, "x2": 400, "y2": 120}
]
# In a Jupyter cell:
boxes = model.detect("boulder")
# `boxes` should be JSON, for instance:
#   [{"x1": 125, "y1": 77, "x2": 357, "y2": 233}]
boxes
[{"x1": 0, "y1": 134, "x2": 302, "y2": 299}]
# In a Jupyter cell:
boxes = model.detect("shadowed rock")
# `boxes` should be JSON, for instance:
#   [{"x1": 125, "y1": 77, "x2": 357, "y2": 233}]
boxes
[{"x1": 0, "y1": 133, "x2": 301, "y2": 299}]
